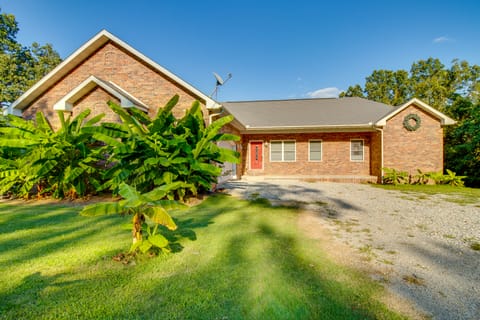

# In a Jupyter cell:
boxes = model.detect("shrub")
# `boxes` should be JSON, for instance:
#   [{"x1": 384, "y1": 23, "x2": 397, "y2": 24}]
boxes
[{"x1": 382, "y1": 168, "x2": 408, "y2": 185}]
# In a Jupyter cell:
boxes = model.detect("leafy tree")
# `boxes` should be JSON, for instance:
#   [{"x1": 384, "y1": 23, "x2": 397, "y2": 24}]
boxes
[
  {"x1": 409, "y1": 58, "x2": 452, "y2": 111},
  {"x1": 340, "y1": 84, "x2": 364, "y2": 98},
  {"x1": 341, "y1": 58, "x2": 479, "y2": 109},
  {"x1": 0, "y1": 8, "x2": 61, "y2": 106},
  {"x1": 445, "y1": 97, "x2": 480, "y2": 187}
]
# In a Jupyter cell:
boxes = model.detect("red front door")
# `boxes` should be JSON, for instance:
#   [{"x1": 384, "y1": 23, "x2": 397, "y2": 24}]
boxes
[{"x1": 250, "y1": 141, "x2": 263, "y2": 169}]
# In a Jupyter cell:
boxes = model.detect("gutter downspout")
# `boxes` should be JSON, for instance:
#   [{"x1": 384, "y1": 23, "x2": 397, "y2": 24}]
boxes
[
  {"x1": 208, "y1": 107, "x2": 224, "y2": 126},
  {"x1": 373, "y1": 125, "x2": 384, "y2": 183}
]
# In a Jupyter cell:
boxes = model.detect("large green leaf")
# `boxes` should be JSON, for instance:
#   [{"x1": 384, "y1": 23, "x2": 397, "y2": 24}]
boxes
[
  {"x1": 148, "y1": 234, "x2": 169, "y2": 248},
  {"x1": 143, "y1": 181, "x2": 193, "y2": 201},
  {"x1": 36, "y1": 159, "x2": 58, "y2": 176},
  {"x1": 35, "y1": 112, "x2": 53, "y2": 134},
  {"x1": 145, "y1": 206, "x2": 177, "y2": 230}
]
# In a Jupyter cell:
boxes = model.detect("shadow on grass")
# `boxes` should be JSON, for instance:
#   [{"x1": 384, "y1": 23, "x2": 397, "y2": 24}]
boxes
[{"x1": 0, "y1": 195, "x2": 403, "y2": 319}]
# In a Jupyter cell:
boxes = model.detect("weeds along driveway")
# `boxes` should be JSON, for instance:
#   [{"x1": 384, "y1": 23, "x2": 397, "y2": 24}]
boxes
[{"x1": 220, "y1": 180, "x2": 480, "y2": 320}]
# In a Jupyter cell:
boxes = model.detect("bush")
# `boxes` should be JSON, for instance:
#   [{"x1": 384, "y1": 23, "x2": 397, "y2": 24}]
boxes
[{"x1": 382, "y1": 168, "x2": 466, "y2": 187}]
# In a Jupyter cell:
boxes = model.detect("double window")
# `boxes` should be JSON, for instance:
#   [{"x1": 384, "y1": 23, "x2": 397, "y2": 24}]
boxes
[
  {"x1": 350, "y1": 139, "x2": 364, "y2": 161},
  {"x1": 270, "y1": 141, "x2": 296, "y2": 162}
]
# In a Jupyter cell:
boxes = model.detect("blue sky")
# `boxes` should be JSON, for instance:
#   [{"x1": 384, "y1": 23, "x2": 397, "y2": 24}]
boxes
[{"x1": 2, "y1": 0, "x2": 480, "y2": 102}]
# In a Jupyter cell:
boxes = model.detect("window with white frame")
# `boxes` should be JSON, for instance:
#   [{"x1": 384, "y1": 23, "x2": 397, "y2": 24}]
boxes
[
  {"x1": 350, "y1": 139, "x2": 364, "y2": 161},
  {"x1": 309, "y1": 140, "x2": 322, "y2": 161},
  {"x1": 270, "y1": 141, "x2": 296, "y2": 162}
]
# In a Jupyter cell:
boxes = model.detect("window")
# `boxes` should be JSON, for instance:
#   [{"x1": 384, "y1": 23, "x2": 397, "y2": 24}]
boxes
[
  {"x1": 270, "y1": 141, "x2": 296, "y2": 162},
  {"x1": 350, "y1": 139, "x2": 364, "y2": 161},
  {"x1": 309, "y1": 140, "x2": 322, "y2": 161}
]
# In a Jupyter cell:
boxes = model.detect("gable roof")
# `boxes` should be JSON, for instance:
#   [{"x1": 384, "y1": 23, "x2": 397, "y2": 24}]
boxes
[
  {"x1": 222, "y1": 97, "x2": 393, "y2": 131},
  {"x1": 8, "y1": 29, "x2": 219, "y2": 115},
  {"x1": 53, "y1": 75, "x2": 149, "y2": 112},
  {"x1": 222, "y1": 97, "x2": 456, "y2": 132},
  {"x1": 375, "y1": 98, "x2": 456, "y2": 126}
]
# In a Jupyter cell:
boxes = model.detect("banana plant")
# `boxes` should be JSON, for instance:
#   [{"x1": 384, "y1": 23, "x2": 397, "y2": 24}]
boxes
[
  {"x1": 81, "y1": 182, "x2": 190, "y2": 254},
  {"x1": 97, "y1": 95, "x2": 240, "y2": 199},
  {"x1": 0, "y1": 110, "x2": 106, "y2": 198}
]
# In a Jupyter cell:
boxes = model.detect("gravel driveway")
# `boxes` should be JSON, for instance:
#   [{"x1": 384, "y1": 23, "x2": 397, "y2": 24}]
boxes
[{"x1": 220, "y1": 179, "x2": 480, "y2": 320}]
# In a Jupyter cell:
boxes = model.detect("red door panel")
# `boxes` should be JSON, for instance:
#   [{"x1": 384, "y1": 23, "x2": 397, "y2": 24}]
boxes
[{"x1": 250, "y1": 142, "x2": 263, "y2": 169}]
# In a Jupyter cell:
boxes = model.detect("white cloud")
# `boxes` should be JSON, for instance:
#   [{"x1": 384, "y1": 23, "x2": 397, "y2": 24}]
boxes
[
  {"x1": 433, "y1": 36, "x2": 453, "y2": 43},
  {"x1": 306, "y1": 87, "x2": 341, "y2": 98}
]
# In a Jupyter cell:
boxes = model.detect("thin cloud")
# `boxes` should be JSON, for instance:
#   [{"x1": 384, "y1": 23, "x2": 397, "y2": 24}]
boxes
[
  {"x1": 433, "y1": 36, "x2": 453, "y2": 43},
  {"x1": 307, "y1": 87, "x2": 341, "y2": 98}
]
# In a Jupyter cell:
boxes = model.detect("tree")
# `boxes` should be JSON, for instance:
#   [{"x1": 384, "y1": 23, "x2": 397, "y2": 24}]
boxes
[
  {"x1": 364, "y1": 69, "x2": 411, "y2": 106},
  {"x1": 0, "y1": 8, "x2": 61, "y2": 106},
  {"x1": 445, "y1": 97, "x2": 480, "y2": 187},
  {"x1": 339, "y1": 84, "x2": 364, "y2": 98}
]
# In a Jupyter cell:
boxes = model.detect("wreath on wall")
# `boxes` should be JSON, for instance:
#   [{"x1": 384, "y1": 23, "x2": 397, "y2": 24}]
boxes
[{"x1": 403, "y1": 113, "x2": 421, "y2": 131}]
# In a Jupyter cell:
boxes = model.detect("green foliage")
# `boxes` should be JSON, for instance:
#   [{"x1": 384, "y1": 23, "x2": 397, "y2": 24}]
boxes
[
  {"x1": 341, "y1": 58, "x2": 479, "y2": 110},
  {"x1": 382, "y1": 168, "x2": 408, "y2": 185},
  {"x1": 81, "y1": 182, "x2": 188, "y2": 255},
  {"x1": 382, "y1": 168, "x2": 466, "y2": 187},
  {"x1": 440, "y1": 169, "x2": 466, "y2": 187},
  {"x1": 97, "y1": 95, "x2": 240, "y2": 198},
  {"x1": 0, "y1": 8, "x2": 61, "y2": 105},
  {"x1": 445, "y1": 97, "x2": 480, "y2": 187},
  {"x1": 0, "y1": 110, "x2": 106, "y2": 198}
]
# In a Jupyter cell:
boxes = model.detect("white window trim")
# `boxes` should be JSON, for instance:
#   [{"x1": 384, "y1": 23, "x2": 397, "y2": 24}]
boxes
[
  {"x1": 248, "y1": 140, "x2": 264, "y2": 170},
  {"x1": 350, "y1": 139, "x2": 364, "y2": 162},
  {"x1": 308, "y1": 139, "x2": 323, "y2": 162},
  {"x1": 270, "y1": 140, "x2": 296, "y2": 162}
]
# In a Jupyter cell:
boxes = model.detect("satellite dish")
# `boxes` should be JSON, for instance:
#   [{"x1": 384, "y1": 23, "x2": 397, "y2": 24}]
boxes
[
  {"x1": 210, "y1": 72, "x2": 232, "y2": 98},
  {"x1": 213, "y1": 72, "x2": 224, "y2": 86}
]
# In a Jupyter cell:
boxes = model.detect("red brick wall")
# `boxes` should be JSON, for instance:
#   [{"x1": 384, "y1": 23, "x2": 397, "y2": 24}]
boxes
[
  {"x1": 23, "y1": 41, "x2": 207, "y2": 128},
  {"x1": 383, "y1": 104, "x2": 443, "y2": 174},
  {"x1": 73, "y1": 87, "x2": 121, "y2": 123},
  {"x1": 370, "y1": 131, "x2": 382, "y2": 181},
  {"x1": 241, "y1": 132, "x2": 375, "y2": 176}
]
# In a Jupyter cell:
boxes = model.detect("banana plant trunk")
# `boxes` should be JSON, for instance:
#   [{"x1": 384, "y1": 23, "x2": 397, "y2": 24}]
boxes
[{"x1": 132, "y1": 213, "x2": 144, "y2": 244}]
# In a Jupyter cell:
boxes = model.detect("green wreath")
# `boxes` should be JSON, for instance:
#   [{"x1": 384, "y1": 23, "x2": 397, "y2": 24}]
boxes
[{"x1": 403, "y1": 113, "x2": 421, "y2": 131}]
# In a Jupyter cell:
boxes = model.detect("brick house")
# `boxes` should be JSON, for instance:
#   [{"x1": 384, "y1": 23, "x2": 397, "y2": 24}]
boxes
[
  {"x1": 221, "y1": 98, "x2": 455, "y2": 182},
  {"x1": 5, "y1": 30, "x2": 456, "y2": 183}
]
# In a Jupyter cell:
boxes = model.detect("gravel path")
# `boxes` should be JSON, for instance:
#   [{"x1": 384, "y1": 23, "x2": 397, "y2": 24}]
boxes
[{"x1": 220, "y1": 179, "x2": 480, "y2": 320}]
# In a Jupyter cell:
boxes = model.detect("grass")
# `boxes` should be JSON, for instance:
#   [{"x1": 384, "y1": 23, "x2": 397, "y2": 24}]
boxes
[
  {"x1": 0, "y1": 195, "x2": 407, "y2": 320},
  {"x1": 372, "y1": 184, "x2": 480, "y2": 205}
]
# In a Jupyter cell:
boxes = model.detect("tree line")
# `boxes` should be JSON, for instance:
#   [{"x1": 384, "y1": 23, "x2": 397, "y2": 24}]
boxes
[{"x1": 0, "y1": 8, "x2": 61, "y2": 107}]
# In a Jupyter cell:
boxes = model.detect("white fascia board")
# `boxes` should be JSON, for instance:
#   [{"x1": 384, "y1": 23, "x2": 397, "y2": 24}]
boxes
[
  {"x1": 375, "y1": 98, "x2": 456, "y2": 126},
  {"x1": 53, "y1": 75, "x2": 149, "y2": 112}
]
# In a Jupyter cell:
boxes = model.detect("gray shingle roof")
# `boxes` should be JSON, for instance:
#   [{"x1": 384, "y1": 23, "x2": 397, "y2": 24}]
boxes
[{"x1": 222, "y1": 97, "x2": 393, "y2": 129}]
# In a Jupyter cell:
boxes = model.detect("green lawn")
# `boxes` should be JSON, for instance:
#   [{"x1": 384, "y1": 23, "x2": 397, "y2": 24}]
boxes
[
  {"x1": 0, "y1": 195, "x2": 406, "y2": 320},
  {"x1": 372, "y1": 184, "x2": 480, "y2": 205}
]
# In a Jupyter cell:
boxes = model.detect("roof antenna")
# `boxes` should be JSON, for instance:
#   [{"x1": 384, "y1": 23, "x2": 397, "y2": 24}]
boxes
[{"x1": 210, "y1": 72, "x2": 232, "y2": 99}]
